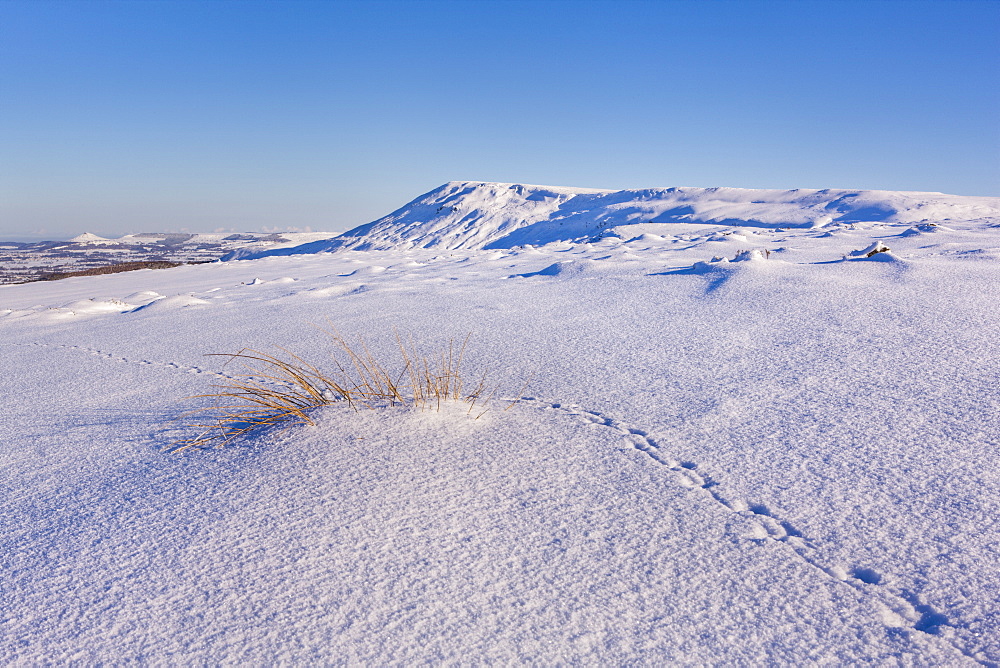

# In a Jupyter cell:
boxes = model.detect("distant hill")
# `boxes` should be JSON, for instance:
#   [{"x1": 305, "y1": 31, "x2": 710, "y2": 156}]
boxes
[
  {"x1": 0, "y1": 231, "x2": 336, "y2": 285},
  {"x1": 224, "y1": 181, "x2": 1000, "y2": 260}
]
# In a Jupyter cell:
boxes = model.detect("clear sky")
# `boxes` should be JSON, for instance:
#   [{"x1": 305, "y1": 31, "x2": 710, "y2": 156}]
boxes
[{"x1": 1, "y1": 0, "x2": 998, "y2": 240}]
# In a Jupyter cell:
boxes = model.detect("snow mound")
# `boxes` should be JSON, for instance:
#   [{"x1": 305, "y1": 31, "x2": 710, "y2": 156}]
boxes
[
  {"x1": 49, "y1": 298, "x2": 136, "y2": 317},
  {"x1": 846, "y1": 241, "x2": 905, "y2": 262},
  {"x1": 130, "y1": 294, "x2": 211, "y2": 312},
  {"x1": 731, "y1": 248, "x2": 769, "y2": 262},
  {"x1": 509, "y1": 260, "x2": 593, "y2": 279}
]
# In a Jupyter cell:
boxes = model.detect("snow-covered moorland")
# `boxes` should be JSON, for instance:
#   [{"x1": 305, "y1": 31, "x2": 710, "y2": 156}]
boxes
[{"x1": 2, "y1": 182, "x2": 1000, "y2": 664}]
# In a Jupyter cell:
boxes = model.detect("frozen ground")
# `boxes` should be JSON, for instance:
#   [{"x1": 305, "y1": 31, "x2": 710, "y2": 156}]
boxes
[{"x1": 2, "y1": 184, "x2": 999, "y2": 663}]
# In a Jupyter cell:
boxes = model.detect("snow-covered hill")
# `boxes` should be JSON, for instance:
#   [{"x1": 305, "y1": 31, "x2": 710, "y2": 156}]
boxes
[
  {"x1": 227, "y1": 181, "x2": 1000, "y2": 259},
  {"x1": 3, "y1": 183, "x2": 1000, "y2": 663}
]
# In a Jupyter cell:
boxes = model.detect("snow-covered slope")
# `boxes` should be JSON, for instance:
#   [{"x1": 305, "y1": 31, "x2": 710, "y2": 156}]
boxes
[
  {"x1": 3, "y1": 189, "x2": 1000, "y2": 663},
  {"x1": 228, "y1": 181, "x2": 1000, "y2": 259}
]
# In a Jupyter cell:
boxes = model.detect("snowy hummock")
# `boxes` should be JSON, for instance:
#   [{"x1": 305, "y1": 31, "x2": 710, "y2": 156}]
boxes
[{"x1": 2, "y1": 186, "x2": 1000, "y2": 663}]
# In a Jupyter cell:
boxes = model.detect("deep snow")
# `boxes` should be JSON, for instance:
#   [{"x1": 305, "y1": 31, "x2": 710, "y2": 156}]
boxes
[{"x1": 2, "y1": 184, "x2": 1000, "y2": 663}]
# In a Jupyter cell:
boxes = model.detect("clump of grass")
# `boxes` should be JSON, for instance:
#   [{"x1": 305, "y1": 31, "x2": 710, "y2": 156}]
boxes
[{"x1": 170, "y1": 329, "x2": 522, "y2": 453}]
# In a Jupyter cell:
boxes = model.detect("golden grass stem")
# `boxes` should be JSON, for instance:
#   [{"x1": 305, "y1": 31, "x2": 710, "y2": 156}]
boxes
[{"x1": 170, "y1": 330, "x2": 526, "y2": 452}]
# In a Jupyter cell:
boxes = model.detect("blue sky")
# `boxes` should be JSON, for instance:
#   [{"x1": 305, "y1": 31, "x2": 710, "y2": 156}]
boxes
[{"x1": 1, "y1": 0, "x2": 998, "y2": 239}]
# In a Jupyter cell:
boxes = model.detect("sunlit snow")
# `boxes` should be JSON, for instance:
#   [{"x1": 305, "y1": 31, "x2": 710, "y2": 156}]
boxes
[{"x1": 2, "y1": 182, "x2": 999, "y2": 663}]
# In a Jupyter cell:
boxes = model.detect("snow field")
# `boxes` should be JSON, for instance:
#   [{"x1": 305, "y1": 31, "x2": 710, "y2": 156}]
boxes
[{"x1": 2, "y1": 195, "x2": 1000, "y2": 663}]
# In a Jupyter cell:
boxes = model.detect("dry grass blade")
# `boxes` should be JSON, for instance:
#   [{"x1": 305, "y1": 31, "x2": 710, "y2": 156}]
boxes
[
  {"x1": 504, "y1": 372, "x2": 536, "y2": 411},
  {"x1": 169, "y1": 349, "x2": 344, "y2": 453},
  {"x1": 169, "y1": 331, "x2": 527, "y2": 453}
]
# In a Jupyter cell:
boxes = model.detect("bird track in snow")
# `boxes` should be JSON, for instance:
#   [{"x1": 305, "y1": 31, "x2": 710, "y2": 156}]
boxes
[
  {"x1": 14, "y1": 342, "x2": 277, "y2": 386},
  {"x1": 515, "y1": 397, "x2": 991, "y2": 666}
]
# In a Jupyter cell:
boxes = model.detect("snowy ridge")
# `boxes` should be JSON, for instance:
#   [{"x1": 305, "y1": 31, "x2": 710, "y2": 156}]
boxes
[
  {"x1": 228, "y1": 181, "x2": 1000, "y2": 258},
  {"x1": 65, "y1": 231, "x2": 335, "y2": 248}
]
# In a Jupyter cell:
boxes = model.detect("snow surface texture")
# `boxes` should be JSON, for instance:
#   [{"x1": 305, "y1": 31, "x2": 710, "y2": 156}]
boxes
[{"x1": 2, "y1": 183, "x2": 1000, "y2": 663}]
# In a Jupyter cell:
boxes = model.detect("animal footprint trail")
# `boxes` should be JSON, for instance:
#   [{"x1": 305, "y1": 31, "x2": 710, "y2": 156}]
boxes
[
  {"x1": 518, "y1": 396, "x2": 989, "y2": 666},
  {"x1": 16, "y1": 342, "x2": 261, "y2": 385},
  {"x1": 7, "y1": 345, "x2": 988, "y2": 664}
]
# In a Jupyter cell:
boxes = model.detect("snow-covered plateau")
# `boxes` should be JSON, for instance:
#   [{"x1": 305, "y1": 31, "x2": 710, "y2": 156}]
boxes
[{"x1": 2, "y1": 182, "x2": 1000, "y2": 664}]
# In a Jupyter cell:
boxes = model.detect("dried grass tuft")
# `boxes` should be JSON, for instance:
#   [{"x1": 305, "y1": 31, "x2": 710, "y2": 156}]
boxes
[{"x1": 169, "y1": 329, "x2": 516, "y2": 453}]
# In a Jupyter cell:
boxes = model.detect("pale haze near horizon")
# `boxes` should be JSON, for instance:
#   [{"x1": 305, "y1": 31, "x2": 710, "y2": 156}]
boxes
[{"x1": 1, "y1": 0, "x2": 997, "y2": 241}]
